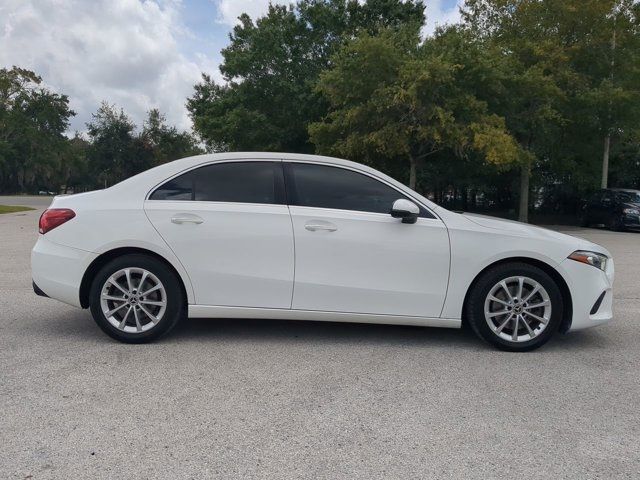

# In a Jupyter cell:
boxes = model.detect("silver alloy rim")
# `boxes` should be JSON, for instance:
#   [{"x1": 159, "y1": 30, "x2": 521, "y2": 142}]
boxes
[
  {"x1": 484, "y1": 276, "x2": 552, "y2": 343},
  {"x1": 100, "y1": 267, "x2": 167, "y2": 333}
]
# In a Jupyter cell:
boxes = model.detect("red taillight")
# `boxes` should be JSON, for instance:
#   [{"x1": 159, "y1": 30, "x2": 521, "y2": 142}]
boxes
[{"x1": 39, "y1": 208, "x2": 76, "y2": 234}]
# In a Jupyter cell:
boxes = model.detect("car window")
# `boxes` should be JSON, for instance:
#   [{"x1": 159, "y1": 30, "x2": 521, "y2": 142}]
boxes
[
  {"x1": 149, "y1": 161, "x2": 284, "y2": 204},
  {"x1": 615, "y1": 191, "x2": 640, "y2": 203},
  {"x1": 285, "y1": 162, "x2": 431, "y2": 216}
]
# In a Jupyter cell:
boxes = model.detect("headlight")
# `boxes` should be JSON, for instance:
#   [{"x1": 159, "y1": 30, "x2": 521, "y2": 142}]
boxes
[
  {"x1": 623, "y1": 208, "x2": 639, "y2": 215},
  {"x1": 568, "y1": 250, "x2": 608, "y2": 271}
]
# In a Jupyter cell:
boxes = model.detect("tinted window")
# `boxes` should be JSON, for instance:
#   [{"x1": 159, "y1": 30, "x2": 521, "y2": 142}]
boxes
[
  {"x1": 286, "y1": 163, "x2": 425, "y2": 215},
  {"x1": 615, "y1": 191, "x2": 640, "y2": 203},
  {"x1": 150, "y1": 162, "x2": 283, "y2": 204}
]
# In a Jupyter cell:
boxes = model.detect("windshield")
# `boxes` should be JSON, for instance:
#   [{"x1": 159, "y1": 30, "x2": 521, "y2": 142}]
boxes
[{"x1": 615, "y1": 191, "x2": 640, "y2": 203}]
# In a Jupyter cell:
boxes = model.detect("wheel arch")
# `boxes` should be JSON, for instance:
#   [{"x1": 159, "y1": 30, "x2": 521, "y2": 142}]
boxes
[
  {"x1": 461, "y1": 256, "x2": 573, "y2": 334},
  {"x1": 79, "y1": 247, "x2": 189, "y2": 309}
]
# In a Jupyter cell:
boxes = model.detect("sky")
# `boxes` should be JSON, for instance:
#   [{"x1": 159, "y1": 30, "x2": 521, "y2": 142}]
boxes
[{"x1": 0, "y1": 0, "x2": 462, "y2": 134}]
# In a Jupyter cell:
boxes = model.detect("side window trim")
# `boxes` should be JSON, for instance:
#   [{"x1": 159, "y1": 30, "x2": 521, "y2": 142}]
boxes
[
  {"x1": 282, "y1": 161, "x2": 435, "y2": 219},
  {"x1": 147, "y1": 160, "x2": 287, "y2": 205}
]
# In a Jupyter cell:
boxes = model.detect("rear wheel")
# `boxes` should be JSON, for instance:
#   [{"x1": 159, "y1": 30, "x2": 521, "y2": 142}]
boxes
[
  {"x1": 466, "y1": 262, "x2": 563, "y2": 351},
  {"x1": 89, "y1": 254, "x2": 185, "y2": 343}
]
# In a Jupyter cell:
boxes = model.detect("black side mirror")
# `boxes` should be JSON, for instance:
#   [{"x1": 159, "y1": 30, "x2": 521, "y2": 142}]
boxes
[{"x1": 391, "y1": 199, "x2": 419, "y2": 224}]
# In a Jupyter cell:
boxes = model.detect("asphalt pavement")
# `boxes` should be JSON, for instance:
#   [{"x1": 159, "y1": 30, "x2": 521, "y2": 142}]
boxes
[{"x1": 1, "y1": 197, "x2": 638, "y2": 479}]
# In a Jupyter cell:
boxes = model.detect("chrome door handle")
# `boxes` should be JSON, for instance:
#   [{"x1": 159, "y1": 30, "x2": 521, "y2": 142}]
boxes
[
  {"x1": 305, "y1": 221, "x2": 337, "y2": 232},
  {"x1": 171, "y1": 214, "x2": 204, "y2": 225}
]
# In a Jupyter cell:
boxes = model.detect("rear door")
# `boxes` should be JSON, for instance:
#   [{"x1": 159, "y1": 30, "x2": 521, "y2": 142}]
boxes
[
  {"x1": 144, "y1": 160, "x2": 294, "y2": 308},
  {"x1": 284, "y1": 162, "x2": 450, "y2": 318}
]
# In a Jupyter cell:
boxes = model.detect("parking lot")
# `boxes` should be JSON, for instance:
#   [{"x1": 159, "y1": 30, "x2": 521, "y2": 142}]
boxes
[{"x1": 1, "y1": 196, "x2": 639, "y2": 479}]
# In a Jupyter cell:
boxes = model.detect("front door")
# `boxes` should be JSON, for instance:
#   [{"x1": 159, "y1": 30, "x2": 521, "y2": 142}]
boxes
[
  {"x1": 144, "y1": 160, "x2": 294, "y2": 308},
  {"x1": 284, "y1": 162, "x2": 450, "y2": 318}
]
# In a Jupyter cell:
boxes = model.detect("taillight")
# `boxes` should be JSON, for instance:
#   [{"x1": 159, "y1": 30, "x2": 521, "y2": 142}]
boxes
[{"x1": 39, "y1": 208, "x2": 76, "y2": 234}]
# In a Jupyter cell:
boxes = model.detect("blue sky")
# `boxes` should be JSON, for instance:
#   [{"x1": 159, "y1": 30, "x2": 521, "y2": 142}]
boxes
[{"x1": 0, "y1": 0, "x2": 463, "y2": 133}]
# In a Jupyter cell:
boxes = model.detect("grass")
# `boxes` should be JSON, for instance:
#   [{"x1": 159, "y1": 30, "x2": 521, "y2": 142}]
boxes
[{"x1": 0, "y1": 205, "x2": 35, "y2": 214}]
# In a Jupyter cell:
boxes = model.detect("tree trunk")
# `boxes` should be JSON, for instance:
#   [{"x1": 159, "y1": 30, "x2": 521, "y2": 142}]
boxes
[
  {"x1": 408, "y1": 156, "x2": 417, "y2": 191},
  {"x1": 601, "y1": 134, "x2": 610, "y2": 189},
  {"x1": 518, "y1": 162, "x2": 530, "y2": 223}
]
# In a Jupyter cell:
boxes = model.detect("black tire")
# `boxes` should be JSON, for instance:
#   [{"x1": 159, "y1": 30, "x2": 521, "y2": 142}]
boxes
[
  {"x1": 608, "y1": 214, "x2": 625, "y2": 232},
  {"x1": 89, "y1": 254, "x2": 185, "y2": 343},
  {"x1": 579, "y1": 213, "x2": 590, "y2": 227},
  {"x1": 466, "y1": 262, "x2": 563, "y2": 352}
]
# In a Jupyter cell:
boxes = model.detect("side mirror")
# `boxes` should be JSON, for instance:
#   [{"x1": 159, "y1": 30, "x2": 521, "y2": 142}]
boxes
[{"x1": 391, "y1": 199, "x2": 419, "y2": 224}]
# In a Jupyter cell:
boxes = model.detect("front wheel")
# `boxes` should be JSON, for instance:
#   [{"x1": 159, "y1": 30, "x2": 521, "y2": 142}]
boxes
[
  {"x1": 608, "y1": 214, "x2": 625, "y2": 232},
  {"x1": 466, "y1": 263, "x2": 563, "y2": 351},
  {"x1": 579, "y1": 213, "x2": 590, "y2": 227},
  {"x1": 89, "y1": 254, "x2": 185, "y2": 343}
]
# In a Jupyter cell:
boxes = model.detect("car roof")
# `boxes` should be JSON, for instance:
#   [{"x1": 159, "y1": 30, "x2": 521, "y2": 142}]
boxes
[
  {"x1": 106, "y1": 152, "x2": 443, "y2": 214},
  {"x1": 606, "y1": 188, "x2": 640, "y2": 193}
]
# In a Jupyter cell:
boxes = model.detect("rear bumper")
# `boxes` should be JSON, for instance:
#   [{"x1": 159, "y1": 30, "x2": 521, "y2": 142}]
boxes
[
  {"x1": 31, "y1": 236, "x2": 97, "y2": 308},
  {"x1": 559, "y1": 256, "x2": 615, "y2": 331}
]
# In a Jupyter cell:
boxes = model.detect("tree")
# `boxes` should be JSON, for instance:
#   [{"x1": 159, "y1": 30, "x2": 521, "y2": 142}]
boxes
[
  {"x1": 86, "y1": 102, "x2": 149, "y2": 188},
  {"x1": 141, "y1": 109, "x2": 202, "y2": 165},
  {"x1": 461, "y1": 0, "x2": 640, "y2": 220},
  {"x1": 0, "y1": 67, "x2": 74, "y2": 193},
  {"x1": 187, "y1": 0, "x2": 425, "y2": 152},
  {"x1": 461, "y1": 0, "x2": 574, "y2": 221},
  {"x1": 309, "y1": 28, "x2": 520, "y2": 190},
  {"x1": 564, "y1": 0, "x2": 640, "y2": 188}
]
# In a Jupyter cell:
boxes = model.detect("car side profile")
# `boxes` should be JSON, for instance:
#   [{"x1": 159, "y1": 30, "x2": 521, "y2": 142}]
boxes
[
  {"x1": 32, "y1": 153, "x2": 614, "y2": 351},
  {"x1": 581, "y1": 188, "x2": 640, "y2": 231}
]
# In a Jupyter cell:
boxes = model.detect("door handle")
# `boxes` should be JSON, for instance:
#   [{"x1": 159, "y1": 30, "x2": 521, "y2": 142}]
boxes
[
  {"x1": 305, "y1": 221, "x2": 337, "y2": 232},
  {"x1": 171, "y1": 214, "x2": 204, "y2": 225}
]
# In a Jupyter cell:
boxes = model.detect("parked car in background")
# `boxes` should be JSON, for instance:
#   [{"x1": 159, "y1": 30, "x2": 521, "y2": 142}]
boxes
[
  {"x1": 32, "y1": 153, "x2": 614, "y2": 351},
  {"x1": 581, "y1": 188, "x2": 640, "y2": 231}
]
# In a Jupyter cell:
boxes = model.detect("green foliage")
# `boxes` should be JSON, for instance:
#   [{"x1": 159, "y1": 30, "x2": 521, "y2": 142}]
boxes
[
  {"x1": 4, "y1": 0, "x2": 640, "y2": 222},
  {"x1": 0, "y1": 67, "x2": 74, "y2": 193},
  {"x1": 309, "y1": 28, "x2": 520, "y2": 189},
  {"x1": 462, "y1": 0, "x2": 640, "y2": 219},
  {"x1": 187, "y1": 0, "x2": 425, "y2": 153},
  {"x1": 0, "y1": 67, "x2": 201, "y2": 193},
  {"x1": 86, "y1": 104, "x2": 202, "y2": 189}
]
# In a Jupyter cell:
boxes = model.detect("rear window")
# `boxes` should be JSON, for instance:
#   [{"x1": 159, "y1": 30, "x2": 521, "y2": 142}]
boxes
[{"x1": 149, "y1": 161, "x2": 284, "y2": 204}]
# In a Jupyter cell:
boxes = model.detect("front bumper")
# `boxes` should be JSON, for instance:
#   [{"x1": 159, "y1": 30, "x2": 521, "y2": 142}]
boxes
[
  {"x1": 622, "y1": 213, "x2": 640, "y2": 228},
  {"x1": 559, "y1": 256, "x2": 615, "y2": 331},
  {"x1": 31, "y1": 236, "x2": 97, "y2": 308}
]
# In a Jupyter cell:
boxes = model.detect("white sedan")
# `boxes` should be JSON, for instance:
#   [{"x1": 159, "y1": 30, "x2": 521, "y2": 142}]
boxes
[{"x1": 32, "y1": 153, "x2": 614, "y2": 350}]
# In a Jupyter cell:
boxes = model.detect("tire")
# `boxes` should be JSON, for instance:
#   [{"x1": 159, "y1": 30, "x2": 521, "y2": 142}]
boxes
[
  {"x1": 579, "y1": 214, "x2": 589, "y2": 227},
  {"x1": 89, "y1": 254, "x2": 185, "y2": 343},
  {"x1": 608, "y1": 215, "x2": 625, "y2": 232},
  {"x1": 466, "y1": 262, "x2": 563, "y2": 352}
]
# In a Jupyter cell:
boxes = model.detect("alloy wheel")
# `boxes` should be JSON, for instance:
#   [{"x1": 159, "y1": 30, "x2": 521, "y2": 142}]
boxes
[
  {"x1": 483, "y1": 276, "x2": 552, "y2": 343},
  {"x1": 99, "y1": 267, "x2": 167, "y2": 333}
]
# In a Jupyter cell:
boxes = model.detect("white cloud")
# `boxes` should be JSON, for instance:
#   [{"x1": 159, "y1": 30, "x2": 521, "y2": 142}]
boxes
[
  {"x1": 0, "y1": 0, "x2": 218, "y2": 133},
  {"x1": 0, "y1": 0, "x2": 465, "y2": 135},
  {"x1": 215, "y1": 0, "x2": 284, "y2": 26},
  {"x1": 423, "y1": 0, "x2": 462, "y2": 37}
]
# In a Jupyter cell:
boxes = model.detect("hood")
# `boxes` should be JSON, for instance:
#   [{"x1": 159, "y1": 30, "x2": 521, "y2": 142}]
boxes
[
  {"x1": 460, "y1": 213, "x2": 609, "y2": 255},
  {"x1": 621, "y1": 202, "x2": 640, "y2": 210}
]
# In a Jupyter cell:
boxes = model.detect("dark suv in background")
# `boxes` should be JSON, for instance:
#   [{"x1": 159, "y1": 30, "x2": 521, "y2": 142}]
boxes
[{"x1": 581, "y1": 188, "x2": 640, "y2": 231}]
